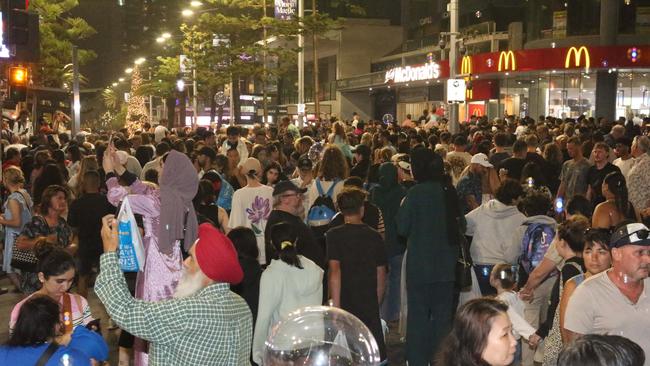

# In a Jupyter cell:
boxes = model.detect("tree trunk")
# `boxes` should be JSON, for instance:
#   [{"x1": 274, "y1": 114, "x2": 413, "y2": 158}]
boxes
[
  {"x1": 178, "y1": 90, "x2": 187, "y2": 128},
  {"x1": 233, "y1": 78, "x2": 241, "y2": 124},
  {"x1": 210, "y1": 87, "x2": 217, "y2": 125},
  {"x1": 165, "y1": 97, "x2": 175, "y2": 129}
]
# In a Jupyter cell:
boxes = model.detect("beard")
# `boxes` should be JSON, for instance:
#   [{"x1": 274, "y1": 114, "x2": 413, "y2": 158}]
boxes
[{"x1": 173, "y1": 269, "x2": 206, "y2": 299}]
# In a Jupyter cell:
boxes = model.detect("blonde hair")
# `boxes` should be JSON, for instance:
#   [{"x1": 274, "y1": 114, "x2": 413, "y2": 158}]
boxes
[{"x1": 3, "y1": 166, "x2": 25, "y2": 186}]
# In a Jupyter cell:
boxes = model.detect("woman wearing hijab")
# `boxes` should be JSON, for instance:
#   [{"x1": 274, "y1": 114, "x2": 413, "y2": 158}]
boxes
[
  {"x1": 370, "y1": 162, "x2": 407, "y2": 323},
  {"x1": 397, "y1": 147, "x2": 463, "y2": 366},
  {"x1": 103, "y1": 147, "x2": 199, "y2": 366}
]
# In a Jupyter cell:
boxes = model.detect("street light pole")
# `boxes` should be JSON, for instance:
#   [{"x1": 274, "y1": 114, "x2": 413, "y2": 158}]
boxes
[
  {"x1": 72, "y1": 46, "x2": 80, "y2": 136},
  {"x1": 297, "y1": 0, "x2": 305, "y2": 128},
  {"x1": 262, "y1": 0, "x2": 268, "y2": 124},
  {"x1": 448, "y1": 0, "x2": 460, "y2": 134},
  {"x1": 193, "y1": 66, "x2": 198, "y2": 128}
]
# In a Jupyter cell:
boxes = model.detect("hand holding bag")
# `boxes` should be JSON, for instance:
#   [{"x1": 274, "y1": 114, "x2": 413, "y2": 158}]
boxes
[{"x1": 117, "y1": 197, "x2": 145, "y2": 272}]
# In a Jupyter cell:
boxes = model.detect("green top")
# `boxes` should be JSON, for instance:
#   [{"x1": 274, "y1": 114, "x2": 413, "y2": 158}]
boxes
[
  {"x1": 397, "y1": 181, "x2": 458, "y2": 284},
  {"x1": 95, "y1": 253, "x2": 253, "y2": 365}
]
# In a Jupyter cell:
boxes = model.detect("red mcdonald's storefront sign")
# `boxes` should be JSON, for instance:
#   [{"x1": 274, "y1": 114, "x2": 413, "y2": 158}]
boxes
[{"x1": 456, "y1": 45, "x2": 650, "y2": 76}]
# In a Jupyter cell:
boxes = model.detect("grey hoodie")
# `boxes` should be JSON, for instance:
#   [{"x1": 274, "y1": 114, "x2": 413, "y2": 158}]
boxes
[{"x1": 465, "y1": 199, "x2": 527, "y2": 264}]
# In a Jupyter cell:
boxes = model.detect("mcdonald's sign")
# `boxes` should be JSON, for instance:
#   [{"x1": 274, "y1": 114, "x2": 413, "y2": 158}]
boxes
[
  {"x1": 565, "y1": 46, "x2": 590, "y2": 72},
  {"x1": 461, "y1": 56, "x2": 472, "y2": 75},
  {"x1": 498, "y1": 51, "x2": 516, "y2": 71}
]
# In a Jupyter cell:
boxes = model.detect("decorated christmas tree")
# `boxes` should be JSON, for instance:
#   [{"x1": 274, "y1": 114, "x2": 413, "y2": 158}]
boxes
[{"x1": 125, "y1": 65, "x2": 149, "y2": 133}]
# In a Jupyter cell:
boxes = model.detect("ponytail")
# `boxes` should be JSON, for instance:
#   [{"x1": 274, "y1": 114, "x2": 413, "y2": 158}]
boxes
[{"x1": 269, "y1": 222, "x2": 302, "y2": 269}]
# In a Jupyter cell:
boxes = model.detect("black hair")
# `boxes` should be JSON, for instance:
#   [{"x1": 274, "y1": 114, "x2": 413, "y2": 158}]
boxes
[
  {"x1": 135, "y1": 145, "x2": 154, "y2": 167},
  {"x1": 567, "y1": 195, "x2": 594, "y2": 219},
  {"x1": 512, "y1": 139, "x2": 528, "y2": 154},
  {"x1": 269, "y1": 222, "x2": 302, "y2": 269},
  {"x1": 435, "y1": 298, "x2": 508, "y2": 366},
  {"x1": 82, "y1": 170, "x2": 101, "y2": 193},
  {"x1": 585, "y1": 228, "x2": 612, "y2": 251},
  {"x1": 66, "y1": 144, "x2": 82, "y2": 162},
  {"x1": 494, "y1": 132, "x2": 509, "y2": 147},
  {"x1": 144, "y1": 169, "x2": 159, "y2": 184},
  {"x1": 495, "y1": 179, "x2": 524, "y2": 205},
  {"x1": 193, "y1": 179, "x2": 217, "y2": 207},
  {"x1": 226, "y1": 126, "x2": 240, "y2": 136},
  {"x1": 228, "y1": 227, "x2": 259, "y2": 261},
  {"x1": 343, "y1": 176, "x2": 364, "y2": 189},
  {"x1": 6, "y1": 295, "x2": 60, "y2": 346},
  {"x1": 558, "y1": 334, "x2": 645, "y2": 366},
  {"x1": 519, "y1": 188, "x2": 552, "y2": 217},
  {"x1": 603, "y1": 171, "x2": 632, "y2": 218},
  {"x1": 155, "y1": 142, "x2": 171, "y2": 157},
  {"x1": 261, "y1": 161, "x2": 285, "y2": 185},
  {"x1": 35, "y1": 243, "x2": 76, "y2": 279}
]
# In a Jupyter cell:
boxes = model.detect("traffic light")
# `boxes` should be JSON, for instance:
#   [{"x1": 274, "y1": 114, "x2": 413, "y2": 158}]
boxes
[
  {"x1": 8, "y1": 65, "x2": 27, "y2": 102},
  {"x1": 2, "y1": 0, "x2": 28, "y2": 45}
]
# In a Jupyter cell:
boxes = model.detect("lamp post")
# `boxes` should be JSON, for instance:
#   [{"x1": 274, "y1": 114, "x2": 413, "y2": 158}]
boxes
[
  {"x1": 298, "y1": 0, "x2": 305, "y2": 128},
  {"x1": 448, "y1": 0, "x2": 460, "y2": 134}
]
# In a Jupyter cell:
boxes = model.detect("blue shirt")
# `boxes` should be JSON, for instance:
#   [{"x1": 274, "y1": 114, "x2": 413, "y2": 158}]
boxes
[
  {"x1": 457, "y1": 172, "x2": 482, "y2": 214},
  {"x1": 0, "y1": 344, "x2": 91, "y2": 366}
]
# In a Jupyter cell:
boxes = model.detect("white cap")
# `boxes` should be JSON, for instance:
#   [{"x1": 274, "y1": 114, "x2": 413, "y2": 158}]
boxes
[{"x1": 470, "y1": 153, "x2": 493, "y2": 168}]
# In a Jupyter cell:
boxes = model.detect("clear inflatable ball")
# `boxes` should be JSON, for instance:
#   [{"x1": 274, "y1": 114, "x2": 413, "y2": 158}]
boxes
[{"x1": 263, "y1": 306, "x2": 381, "y2": 366}]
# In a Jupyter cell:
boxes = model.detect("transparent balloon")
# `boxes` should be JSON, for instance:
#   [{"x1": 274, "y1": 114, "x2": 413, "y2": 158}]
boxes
[{"x1": 263, "y1": 306, "x2": 381, "y2": 366}]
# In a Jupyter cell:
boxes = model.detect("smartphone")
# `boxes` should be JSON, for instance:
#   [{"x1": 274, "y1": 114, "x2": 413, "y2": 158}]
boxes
[{"x1": 554, "y1": 197, "x2": 564, "y2": 214}]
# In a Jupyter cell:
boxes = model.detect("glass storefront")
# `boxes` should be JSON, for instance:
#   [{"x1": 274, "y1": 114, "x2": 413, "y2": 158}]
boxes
[{"x1": 492, "y1": 71, "x2": 650, "y2": 120}]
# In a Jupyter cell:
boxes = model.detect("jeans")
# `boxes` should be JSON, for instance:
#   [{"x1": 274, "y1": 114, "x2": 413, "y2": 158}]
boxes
[
  {"x1": 473, "y1": 264, "x2": 497, "y2": 296},
  {"x1": 381, "y1": 253, "x2": 404, "y2": 322}
]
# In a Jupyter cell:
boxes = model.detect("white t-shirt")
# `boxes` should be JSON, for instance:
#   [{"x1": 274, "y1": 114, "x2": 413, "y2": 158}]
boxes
[
  {"x1": 613, "y1": 157, "x2": 636, "y2": 179},
  {"x1": 497, "y1": 291, "x2": 536, "y2": 340},
  {"x1": 229, "y1": 185, "x2": 274, "y2": 264},
  {"x1": 565, "y1": 270, "x2": 650, "y2": 366}
]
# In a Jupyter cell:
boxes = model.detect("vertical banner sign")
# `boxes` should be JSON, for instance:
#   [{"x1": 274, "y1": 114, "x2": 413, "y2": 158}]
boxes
[
  {"x1": 275, "y1": 0, "x2": 297, "y2": 20},
  {"x1": 553, "y1": 11, "x2": 567, "y2": 39}
]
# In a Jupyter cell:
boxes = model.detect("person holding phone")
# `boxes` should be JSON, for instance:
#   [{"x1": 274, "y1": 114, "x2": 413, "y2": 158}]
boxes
[{"x1": 9, "y1": 243, "x2": 95, "y2": 335}]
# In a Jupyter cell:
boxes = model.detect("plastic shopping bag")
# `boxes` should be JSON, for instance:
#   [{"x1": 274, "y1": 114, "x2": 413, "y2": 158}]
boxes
[{"x1": 117, "y1": 196, "x2": 145, "y2": 272}]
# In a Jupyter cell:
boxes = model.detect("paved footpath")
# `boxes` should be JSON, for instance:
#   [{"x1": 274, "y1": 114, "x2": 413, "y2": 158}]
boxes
[{"x1": 0, "y1": 276, "x2": 405, "y2": 365}]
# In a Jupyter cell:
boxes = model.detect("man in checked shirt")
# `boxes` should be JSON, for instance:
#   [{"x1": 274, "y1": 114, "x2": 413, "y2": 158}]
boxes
[{"x1": 96, "y1": 216, "x2": 253, "y2": 365}]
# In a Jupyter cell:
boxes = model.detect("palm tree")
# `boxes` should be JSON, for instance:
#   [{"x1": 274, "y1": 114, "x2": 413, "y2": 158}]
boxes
[{"x1": 101, "y1": 87, "x2": 119, "y2": 110}]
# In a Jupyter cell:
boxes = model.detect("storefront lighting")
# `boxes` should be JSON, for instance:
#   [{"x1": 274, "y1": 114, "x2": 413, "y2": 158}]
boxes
[
  {"x1": 505, "y1": 72, "x2": 510, "y2": 76},
  {"x1": 369, "y1": 87, "x2": 373, "y2": 91},
  {"x1": 531, "y1": 80, "x2": 535, "y2": 83},
  {"x1": 552, "y1": 70, "x2": 557, "y2": 73}
]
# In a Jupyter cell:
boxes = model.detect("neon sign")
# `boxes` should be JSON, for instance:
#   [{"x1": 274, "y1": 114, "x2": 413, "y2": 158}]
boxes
[
  {"x1": 565, "y1": 46, "x2": 590, "y2": 72},
  {"x1": 498, "y1": 51, "x2": 516, "y2": 71},
  {"x1": 384, "y1": 62, "x2": 440, "y2": 84}
]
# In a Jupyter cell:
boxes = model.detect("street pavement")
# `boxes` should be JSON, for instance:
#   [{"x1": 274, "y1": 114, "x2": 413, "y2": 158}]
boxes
[{"x1": 0, "y1": 275, "x2": 406, "y2": 365}]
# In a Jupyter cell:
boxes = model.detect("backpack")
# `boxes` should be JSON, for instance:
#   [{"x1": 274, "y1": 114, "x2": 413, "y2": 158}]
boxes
[
  {"x1": 518, "y1": 222, "x2": 555, "y2": 275},
  {"x1": 307, "y1": 179, "x2": 339, "y2": 227}
]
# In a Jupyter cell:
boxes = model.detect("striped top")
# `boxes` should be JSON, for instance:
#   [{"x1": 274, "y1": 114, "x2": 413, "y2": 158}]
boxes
[{"x1": 9, "y1": 292, "x2": 93, "y2": 334}]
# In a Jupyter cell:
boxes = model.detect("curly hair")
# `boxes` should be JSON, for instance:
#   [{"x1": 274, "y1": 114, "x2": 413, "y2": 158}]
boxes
[
  {"x1": 558, "y1": 215, "x2": 590, "y2": 253},
  {"x1": 318, "y1": 145, "x2": 349, "y2": 180}
]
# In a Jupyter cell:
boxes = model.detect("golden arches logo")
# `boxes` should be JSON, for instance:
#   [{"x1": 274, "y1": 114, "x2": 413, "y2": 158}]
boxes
[
  {"x1": 498, "y1": 51, "x2": 516, "y2": 71},
  {"x1": 461, "y1": 56, "x2": 472, "y2": 75},
  {"x1": 466, "y1": 88, "x2": 473, "y2": 99},
  {"x1": 565, "y1": 46, "x2": 590, "y2": 72},
  {"x1": 472, "y1": 108, "x2": 482, "y2": 116}
]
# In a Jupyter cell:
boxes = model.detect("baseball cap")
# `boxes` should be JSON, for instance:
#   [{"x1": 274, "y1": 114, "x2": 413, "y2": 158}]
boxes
[
  {"x1": 240, "y1": 157, "x2": 262, "y2": 176},
  {"x1": 609, "y1": 222, "x2": 650, "y2": 248},
  {"x1": 352, "y1": 144, "x2": 371, "y2": 157},
  {"x1": 297, "y1": 155, "x2": 313, "y2": 171},
  {"x1": 273, "y1": 180, "x2": 307, "y2": 196},
  {"x1": 470, "y1": 153, "x2": 493, "y2": 168}
]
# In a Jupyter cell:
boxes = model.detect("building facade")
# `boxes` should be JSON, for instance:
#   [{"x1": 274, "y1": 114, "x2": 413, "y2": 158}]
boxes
[{"x1": 336, "y1": 0, "x2": 650, "y2": 123}]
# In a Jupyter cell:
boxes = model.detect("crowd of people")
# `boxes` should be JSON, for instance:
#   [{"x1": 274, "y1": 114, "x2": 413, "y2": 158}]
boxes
[{"x1": 0, "y1": 110, "x2": 648, "y2": 366}]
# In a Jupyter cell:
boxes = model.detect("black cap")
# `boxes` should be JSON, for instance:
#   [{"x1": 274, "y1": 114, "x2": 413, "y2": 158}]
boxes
[
  {"x1": 297, "y1": 155, "x2": 313, "y2": 171},
  {"x1": 273, "y1": 180, "x2": 307, "y2": 196},
  {"x1": 609, "y1": 223, "x2": 650, "y2": 249},
  {"x1": 198, "y1": 146, "x2": 217, "y2": 161},
  {"x1": 352, "y1": 144, "x2": 371, "y2": 158}
]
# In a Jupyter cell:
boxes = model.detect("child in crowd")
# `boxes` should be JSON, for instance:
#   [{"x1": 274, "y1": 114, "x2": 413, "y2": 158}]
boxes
[
  {"x1": 490, "y1": 264, "x2": 541, "y2": 364},
  {"x1": 327, "y1": 187, "x2": 388, "y2": 362}
]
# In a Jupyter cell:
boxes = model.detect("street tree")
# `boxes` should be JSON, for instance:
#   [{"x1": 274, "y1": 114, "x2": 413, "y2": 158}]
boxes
[{"x1": 29, "y1": 0, "x2": 97, "y2": 88}]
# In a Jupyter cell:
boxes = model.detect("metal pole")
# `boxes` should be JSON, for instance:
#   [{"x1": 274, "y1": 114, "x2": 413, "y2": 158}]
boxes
[
  {"x1": 72, "y1": 46, "x2": 80, "y2": 135},
  {"x1": 149, "y1": 71, "x2": 153, "y2": 123},
  {"x1": 297, "y1": 0, "x2": 305, "y2": 128},
  {"x1": 312, "y1": 0, "x2": 320, "y2": 122},
  {"x1": 229, "y1": 77, "x2": 235, "y2": 126},
  {"x1": 193, "y1": 67, "x2": 198, "y2": 129},
  {"x1": 448, "y1": 0, "x2": 460, "y2": 134},
  {"x1": 262, "y1": 0, "x2": 268, "y2": 124}
]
